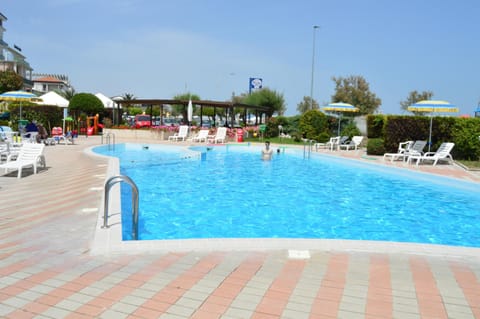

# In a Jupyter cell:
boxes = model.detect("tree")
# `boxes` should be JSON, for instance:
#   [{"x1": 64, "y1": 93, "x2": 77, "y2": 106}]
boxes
[
  {"x1": 122, "y1": 93, "x2": 135, "y2": 101},
  {"x1": 331, "y1": 75, "x2": 381, "y2": 115},
  {"x1": 69, "y1": 93, "x2": 104, "y2": 116},
  {"x1": 172, "y1": 93, "x2": 201, "y2": 124},
  {"x1": 400, "y1": 90, "x2": 434, "y2": 112},
  {"x1": 61, "y1": 87, "x2": 76, "y2": 101},
  {"x1": 243, "y1": 88, "x2": 286, "y2": 117},
  {"x1": 297, "y1": 96, "x2": 319, "y2": 114},
  {"x1": 0, "y1": 70, "x2": 23, "y2": 93}
]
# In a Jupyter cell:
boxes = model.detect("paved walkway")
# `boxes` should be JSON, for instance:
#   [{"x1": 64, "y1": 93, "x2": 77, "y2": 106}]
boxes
[{"x1": 0, "y1": 136, "x2": 479, "y2": 318}]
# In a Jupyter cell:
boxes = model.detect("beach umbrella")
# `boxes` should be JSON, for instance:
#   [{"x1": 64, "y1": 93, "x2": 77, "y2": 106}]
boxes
[
  {"x1": 407, "y1": 100, "x2": 459, "y2": 152},
  {"x1": 187, "y1": 99, "x2": 193, "y2": 124},
  {"x1": 0, "y1": 90, "x2": 42, "y2": 121},
  {"x1": 323, "y1": 102, "x2": 359, "y2": 135}
]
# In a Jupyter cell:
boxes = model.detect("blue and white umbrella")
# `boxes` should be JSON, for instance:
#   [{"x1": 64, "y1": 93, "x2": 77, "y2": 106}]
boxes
[
  {"x1": 408, "y1": 100, "x2": 459, "y2": 152},
  {"x1": 323, "y1": 102, "x2": 359, "y2": 135},
  {"x1": 0, "y1": 90, "x2": 42, "y2": 121},
  {"x1": 0, "y1": 90, "x2": 42, "y2": 101}
]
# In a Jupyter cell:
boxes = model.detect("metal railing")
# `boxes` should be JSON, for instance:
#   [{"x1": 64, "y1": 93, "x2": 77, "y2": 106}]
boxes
[
  {"x1": 303, "y1": 139, "x2": 314, "y2": 159},
  {"x1": 102, "y1": 175, "x2": 139, "y2": 240},
  {"x1": 101, "y1": 132, "x2": 116, "y2": 150}
]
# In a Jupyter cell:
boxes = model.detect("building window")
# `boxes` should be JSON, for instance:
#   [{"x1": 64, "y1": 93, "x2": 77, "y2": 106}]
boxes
[{"x1": 42, "y1": 84, "x2": 47, "y2": 91}]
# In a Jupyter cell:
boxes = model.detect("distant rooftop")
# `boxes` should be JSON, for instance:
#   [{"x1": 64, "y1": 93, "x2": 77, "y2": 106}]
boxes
[{"x1": 34, "y1": 75, "x2": 65, "y2": 83}]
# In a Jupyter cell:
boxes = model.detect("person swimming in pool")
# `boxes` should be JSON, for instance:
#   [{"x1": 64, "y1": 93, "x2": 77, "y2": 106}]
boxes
[{"x1": 261, "y1": 141, "x2": 273, "y2": 160}]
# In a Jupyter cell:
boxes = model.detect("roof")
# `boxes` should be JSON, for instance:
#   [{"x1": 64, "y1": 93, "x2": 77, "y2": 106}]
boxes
[
  {"x1": 34, "y1": 76, "x2": 65, "y2": 83},
  {"x1": 116, "y1": 99, "x2": 271, "y2": 112}
]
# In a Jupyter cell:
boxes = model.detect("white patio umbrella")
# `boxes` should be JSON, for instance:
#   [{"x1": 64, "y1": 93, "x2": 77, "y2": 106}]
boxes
[
  {"x1": 37, "y1": 91, "x2": 70, "y2": 132},
  {"x1": 95, "y1": 93, "x2": 116, "y2": 109},
  {"x1": 187, "y1": 99, "x2": 193, "y2": 125},
  {"x1": 323, "y1": 102, "x2": 359, "y2": 135},
  {"x1": 407, "y1": 100, "x2": 459, "y2": 152},
  {"x1": 38, "y1": 91, "x2": 69, "y2": 107}
]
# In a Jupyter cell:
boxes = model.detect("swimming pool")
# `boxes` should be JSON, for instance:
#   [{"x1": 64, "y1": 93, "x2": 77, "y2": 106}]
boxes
[{"x1": 93, "y1": 143, "x2": 480, "y2": 247}]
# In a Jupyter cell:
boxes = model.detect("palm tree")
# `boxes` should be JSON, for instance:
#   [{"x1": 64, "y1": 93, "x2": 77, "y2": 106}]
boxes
[
  {"x1": 61, "y1": 87, "x2": 76, "y2": 101},
  {"x1": 122, "y1": 93, "x2": 135, "y2": 101}
]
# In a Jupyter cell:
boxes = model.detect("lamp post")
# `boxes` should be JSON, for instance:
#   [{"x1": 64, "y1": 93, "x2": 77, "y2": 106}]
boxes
[{"x1": 310, "y1": 25, "x2": 320, "y2": 110}]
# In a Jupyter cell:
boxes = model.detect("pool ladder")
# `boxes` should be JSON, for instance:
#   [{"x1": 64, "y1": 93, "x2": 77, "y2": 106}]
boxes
[
  {"x1": 101, "y1": 132, "x2": 116, "y2": 150},
  {"x1": 102, "y1": 175, "x2": 139, "y2": 240},
  {"x1": 303, "y1": 139, "x2": 314, "y2": 159}
]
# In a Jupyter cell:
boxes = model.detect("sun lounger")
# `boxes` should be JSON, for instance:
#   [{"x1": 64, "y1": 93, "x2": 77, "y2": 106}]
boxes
[
  {"x1": 315, "y1": 136, "x2": 340, "y2": 151},
  {"x1": 168, "y1": 125, "x2": 189, "y2": 142},
  {"x1": 407, "y1": 142, "x2": 455, "y2": 166},
  {"x1": 190, "y1": 129, "x2": 209, "y2": 143},
  {"x1": 339, "y1": 136, "x2": 364, "y2": 150},
  {"x1": 208, "y1": 127, "x2": 227, "y2": 144},
  {"x1": 0, "y1": 143, "x2": 46, "y2": 178},
  {"x1": 383, "y1": 140, "x2": 426, "y2": 162}
]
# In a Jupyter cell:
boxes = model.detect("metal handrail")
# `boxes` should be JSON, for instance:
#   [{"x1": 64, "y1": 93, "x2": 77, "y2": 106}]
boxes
[
  {"x1": 101, "y1": 132, "x2": 116, "y2": 150},
  {"x1": 303, "y1": 139, "x2": 314, "y2": 159},
  {"x1": 102, "y1": 175, "x2": 139, "y2": 240}
]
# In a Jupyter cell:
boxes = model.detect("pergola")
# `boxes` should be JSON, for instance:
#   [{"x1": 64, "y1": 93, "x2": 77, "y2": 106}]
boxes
[{"x1": 115, "y1": 99, "x2": 272, "y2": 127}]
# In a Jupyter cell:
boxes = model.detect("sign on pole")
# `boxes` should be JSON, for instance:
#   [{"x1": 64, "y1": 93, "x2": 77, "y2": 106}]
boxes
[{"x1": 249, "y1": 77, "x2": 263, "y2": 94}]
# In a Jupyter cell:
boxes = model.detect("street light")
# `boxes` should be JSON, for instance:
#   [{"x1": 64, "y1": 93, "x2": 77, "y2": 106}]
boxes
[{"x1": 310, "y1": 25, "x2": 320, "y2": 110}]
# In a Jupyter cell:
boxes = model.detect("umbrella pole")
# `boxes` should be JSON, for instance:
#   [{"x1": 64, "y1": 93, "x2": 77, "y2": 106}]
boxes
[
  {"x1": 337, "y1": 113, "x2": 341, "y2": 136},
  {"x1": 428, "y1": 115, "x2": 433, "y2": 152}
]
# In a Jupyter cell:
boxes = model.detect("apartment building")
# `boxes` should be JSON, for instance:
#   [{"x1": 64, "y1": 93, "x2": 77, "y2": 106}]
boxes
[{"x1": 0, "y1": 12, "x2": 34, "y2": 90}]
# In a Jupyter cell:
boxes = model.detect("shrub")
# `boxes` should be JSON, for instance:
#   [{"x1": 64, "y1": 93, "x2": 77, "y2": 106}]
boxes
[
  {"x1": 366, "y1": 114, "x2": 385, "y2": 138},
  {"x1": 366, "y1": 138, "x2": 385, "y2": 155},
  {"x1": 316, "y1": 132, "x2": 331, "y2": 143},
  {"x1": 450, "y1": 118, "x2": 480, "y2": 160},
  {"x1": 298, "y1": 109, "x2": 328, "y2": 140},
  {"x1": 340, "y1": 122, "x2": 361, "y2": 138}
]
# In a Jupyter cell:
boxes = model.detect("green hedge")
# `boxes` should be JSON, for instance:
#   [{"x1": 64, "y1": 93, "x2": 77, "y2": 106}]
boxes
[
  {"x1": 372, "y1": 114, "x2": 480, "y2": 160},
  {"x1": 7, "y1": 104, "x2": 64, "y2": 133}
]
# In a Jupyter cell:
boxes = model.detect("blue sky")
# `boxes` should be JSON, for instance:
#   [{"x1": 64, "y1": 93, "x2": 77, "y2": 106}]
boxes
[{"x1": 3, "y1": 0, "x2": 480, "y2": 116}]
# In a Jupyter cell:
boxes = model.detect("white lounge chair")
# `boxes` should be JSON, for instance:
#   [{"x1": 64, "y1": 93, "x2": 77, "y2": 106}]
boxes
[
  {"x1": 408, "y1": 142, "x2": 455, "y2": 166},
  {"x1": 190, "y1": 129, "x2": 209, "y2": 143},
  {"x1": 21, "y1": 132, "x2": 38, "y2": 143},
  {"x1": 339, "y1": 136, "x2": 364, "y2": 150},
  {"x1": 208, "y1": 127, "x2": 227, "y2": 144},
  {"x1": 0, "y1": 143, "x2": 46, "y2": 178},
  {"x1": 0, "y1": 142, "x2": 9, "y2": 162},
  {"x1": 383, "y1": 140, "x2": 426, "y2": 162},
  {"x1": 315, "y1": 136, "x2": 340, "y2": 151},
  {"x1": 168, "y1": 125, "x2": 189, "y2": 142},
  {"x1": 326, "y1": 136, "x2": 340, "y2": 151}
]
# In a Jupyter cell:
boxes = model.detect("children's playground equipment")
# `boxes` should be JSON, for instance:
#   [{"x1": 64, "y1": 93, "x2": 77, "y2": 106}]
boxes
[{"x1": 79, "y1": 114, "x2": 103, "y2": 136}]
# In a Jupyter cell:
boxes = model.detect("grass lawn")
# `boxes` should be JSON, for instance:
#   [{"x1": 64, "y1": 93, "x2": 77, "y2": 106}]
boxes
[
  {"x1": 243, "y1": 137, "x2": 306, "y2": 145},
  {"x1": 457, "y1": 160, "x2": 480, "y2": 170}
]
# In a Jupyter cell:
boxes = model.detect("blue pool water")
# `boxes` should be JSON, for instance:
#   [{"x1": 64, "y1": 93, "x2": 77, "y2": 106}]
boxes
[{"x1": 93, "y1": 143, "x2": 480, "y2": 247}]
